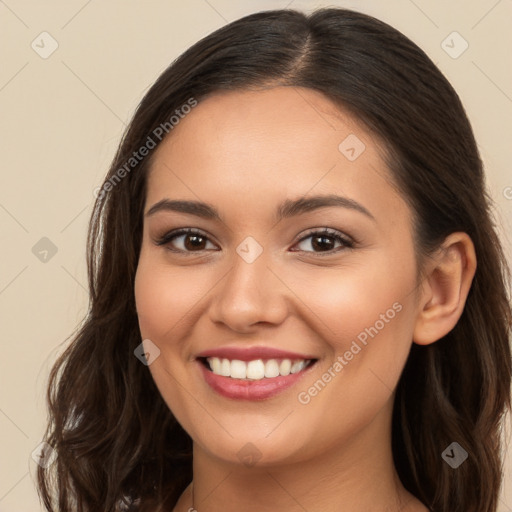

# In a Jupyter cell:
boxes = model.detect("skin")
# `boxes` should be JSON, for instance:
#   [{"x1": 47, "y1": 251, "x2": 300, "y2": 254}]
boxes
[{"x1": 134, "y1": 86, "x2": 476, "y2": 512}]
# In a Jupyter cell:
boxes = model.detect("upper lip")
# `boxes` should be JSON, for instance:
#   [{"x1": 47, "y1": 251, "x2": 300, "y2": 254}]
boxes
[{"x1": 195, "y1": 346, "x2": 318, "y2": 361}]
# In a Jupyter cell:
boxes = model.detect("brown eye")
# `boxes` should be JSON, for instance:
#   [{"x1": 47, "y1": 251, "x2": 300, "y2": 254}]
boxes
[
  {"x1": 292, "y1": 229, "x2": 353, "y2": 254},
  {"x1": 156, "y1": 229, "x2": 217, "y2": 253},
  {"x1": 182, "y1": 233, "x2": 207, "y2": 250}
]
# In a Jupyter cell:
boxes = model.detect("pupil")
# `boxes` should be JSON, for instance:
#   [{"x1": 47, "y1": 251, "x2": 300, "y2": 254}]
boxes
[
  {"x1": 185, "y1": 234, "x2": 205, "y2": 250},
  {"x1": 312, "y1": 235, "x2": 334, "y2": 251}
]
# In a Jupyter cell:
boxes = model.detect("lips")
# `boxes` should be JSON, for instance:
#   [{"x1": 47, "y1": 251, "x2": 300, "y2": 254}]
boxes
[{"x1": 195, "y1": 346, "x2": 318, "y2": 400}]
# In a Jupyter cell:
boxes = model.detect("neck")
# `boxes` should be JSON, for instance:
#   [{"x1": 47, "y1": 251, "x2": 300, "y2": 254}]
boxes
[{"x1": 174, "y1": 399, "x2": 425, "y2": 512}]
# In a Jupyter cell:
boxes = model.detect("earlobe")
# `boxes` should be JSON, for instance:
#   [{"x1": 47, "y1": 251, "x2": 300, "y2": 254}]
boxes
[{"x1": 413, "y1": 232, "x2": 477, "y2": 346}]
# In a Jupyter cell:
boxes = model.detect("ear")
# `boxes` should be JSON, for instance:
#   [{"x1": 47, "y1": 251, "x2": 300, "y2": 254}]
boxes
[{"x1": 413, "y1": 232, "x2": 477, "y2": 345}]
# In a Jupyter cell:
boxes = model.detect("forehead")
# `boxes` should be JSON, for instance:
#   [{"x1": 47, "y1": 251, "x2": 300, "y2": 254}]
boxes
[
  {"x1": 145, "y1": 86, "x2": 404, "y2": 224},
  {"x1": 150, "y1": 86, "x2": 382, "y2": 171}
]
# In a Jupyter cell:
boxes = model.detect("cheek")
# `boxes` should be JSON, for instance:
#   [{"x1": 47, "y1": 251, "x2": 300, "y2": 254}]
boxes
[
  {"x1": 134, "y1": 252, "x2": 200, "y2": 424},
  {"x1": 286, "y1": 250, "x2": 418, "y2": 421},
  {"x1": 134, "y1": 252, "x2": 202, "y2": 341},
  {"x1": 284, "y1": 249, "x2": 417, "y2": 352},
  {"x1": 299, "y1": 251, "x2": 417, "y2": 391},
  {"x1": 287, "y1": 264, "x2": 416, "y2": 453}
]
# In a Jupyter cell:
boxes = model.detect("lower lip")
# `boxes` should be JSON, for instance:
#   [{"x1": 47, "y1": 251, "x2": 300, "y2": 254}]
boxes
[{"x1": 198, "y1": 361, "x2": 315, "y2": 400}]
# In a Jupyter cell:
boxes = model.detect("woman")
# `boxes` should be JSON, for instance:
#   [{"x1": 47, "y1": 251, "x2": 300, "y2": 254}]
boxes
[{"x1": 36, "y1": 7, "x2": 511, "y2": 512}]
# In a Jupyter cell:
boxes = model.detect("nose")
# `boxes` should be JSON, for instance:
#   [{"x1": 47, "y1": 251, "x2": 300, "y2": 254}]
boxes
[{"x1": 208, "y1": 246, "x2": 289, "y2": 333}]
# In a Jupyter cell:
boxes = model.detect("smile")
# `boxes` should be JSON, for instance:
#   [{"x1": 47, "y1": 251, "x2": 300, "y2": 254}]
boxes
[{"x1": 196, "y1": 350, "x2": 318, "y2": 400}]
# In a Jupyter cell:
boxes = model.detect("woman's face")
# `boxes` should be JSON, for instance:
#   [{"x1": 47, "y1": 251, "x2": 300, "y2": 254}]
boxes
[{"x1": 134, "y1": 86, "x2": 423, "y2": 467}]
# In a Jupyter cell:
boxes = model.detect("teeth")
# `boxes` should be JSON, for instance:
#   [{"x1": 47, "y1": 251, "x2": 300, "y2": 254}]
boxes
[
  {"x1": 264, "y1": 360, "x2": 280, "y2": 378},
  {"x1": 211, "y1": 357, "x2": 221, "y2": 374},
  {"x1": 279, "y1": 359, "x2": 291, "y2": 376},
  {"x1": 220, "y1": 358, "x2": 230, "y2": 377},
  {"x1": 205, "y1": 357, "x2": 311, "y2": 380},
  {"x1": 290, "y1": 361, "x2": 305, "y2": 374},
  {"x1": 247, "y1": 360, "x2": 265, "y2": 380},
  {"x1": 231, "y1": 360, "x2": 247, "y2": 379}
]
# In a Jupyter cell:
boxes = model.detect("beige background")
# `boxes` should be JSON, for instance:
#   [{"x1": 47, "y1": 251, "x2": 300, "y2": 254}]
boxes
[{"x1": 1, "y1": 1, "x2": 511, "y2": 510}]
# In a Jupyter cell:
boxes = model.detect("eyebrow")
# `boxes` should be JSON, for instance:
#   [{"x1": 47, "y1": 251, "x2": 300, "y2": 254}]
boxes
[{"x1": 145, "y1": 194, "x2": 376, "y2": 222}]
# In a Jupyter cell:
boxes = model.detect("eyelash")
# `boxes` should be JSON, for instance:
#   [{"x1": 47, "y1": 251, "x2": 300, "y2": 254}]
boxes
[{"x1": 154, "y1": 227, "x2": 355, "y2": 256}]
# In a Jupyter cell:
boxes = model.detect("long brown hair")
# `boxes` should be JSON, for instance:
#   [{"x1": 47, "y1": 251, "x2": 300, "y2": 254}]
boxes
[{"x1": 37, "y1": 8, "x2": 511, "y2": 512}]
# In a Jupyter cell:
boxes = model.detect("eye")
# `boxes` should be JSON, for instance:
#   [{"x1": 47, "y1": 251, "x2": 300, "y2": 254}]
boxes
[
  {"x1": 155, "y1": 228, "x2": 217, "y2": 253},
  {"x1": 291, "y1": 228, "x2": 354, "y2": 254}
]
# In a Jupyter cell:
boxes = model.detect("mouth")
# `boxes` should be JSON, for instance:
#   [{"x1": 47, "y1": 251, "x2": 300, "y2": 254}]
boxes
[{"x1": 196, "y1": 356, "x2": 318, "y2": 400}]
